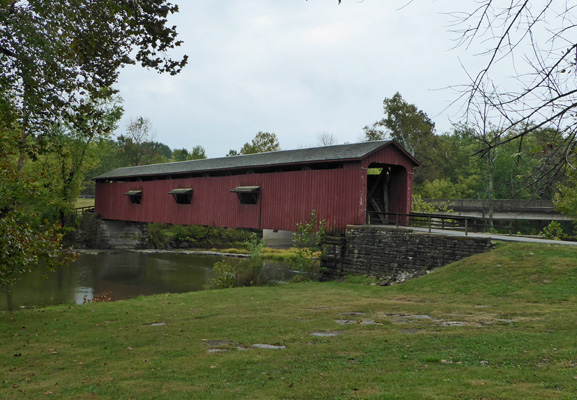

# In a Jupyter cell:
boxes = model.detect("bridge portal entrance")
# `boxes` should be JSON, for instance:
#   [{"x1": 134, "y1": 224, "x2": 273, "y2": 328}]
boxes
[{"x1": 366, "y1": 163, "x2": 409, "y2": 225}]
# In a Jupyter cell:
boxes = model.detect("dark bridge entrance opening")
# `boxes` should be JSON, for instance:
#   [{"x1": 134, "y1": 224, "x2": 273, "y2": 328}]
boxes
[{"x1": 366, "y1": 163, "x2": 408, "y2": 225}]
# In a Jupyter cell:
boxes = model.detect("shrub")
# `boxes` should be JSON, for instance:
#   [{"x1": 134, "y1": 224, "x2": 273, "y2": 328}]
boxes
[
  {"x1": 541, "y1": 221, "x2": 567, "y2": 241},
  {"x1": 210, "y1": 260, "x2": 240, "y2": 289},
  {"x1": 148, "y1": 224, "x2": 254, "y2": 249},
  {"x1": 147, "y1": 223, "x2": 170, "y2": 248},
  {"x1": 412, "y1": 194, "x2": 453, "y2": 214},
  {"x1": 293, "y1": 210, "x2": 325, "y2": 251},
  {"x1": 292, "y1": 211, "x2": 326, "y2": 280},
  {"x1": 209, "y1": 233, "x2": 268, "y2": 289}
]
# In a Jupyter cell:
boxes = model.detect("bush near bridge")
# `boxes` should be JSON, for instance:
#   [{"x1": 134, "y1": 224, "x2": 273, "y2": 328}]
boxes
[
  {"x1": 1, "y1": 242, "x2": 577, "y2": 399},
  {"x1": 147, "y1": 223, "x2": 254, "y2": 249}
]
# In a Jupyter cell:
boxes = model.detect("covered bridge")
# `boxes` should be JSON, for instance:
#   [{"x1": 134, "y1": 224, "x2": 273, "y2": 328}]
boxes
[{"x1": 93, "y1": 140, "x2": 419, "y2": 233}]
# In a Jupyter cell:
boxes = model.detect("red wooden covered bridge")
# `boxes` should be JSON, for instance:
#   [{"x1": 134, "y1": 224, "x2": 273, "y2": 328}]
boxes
[{"x1": 93, "y1": 140, "x2": 419, "y2": 233}]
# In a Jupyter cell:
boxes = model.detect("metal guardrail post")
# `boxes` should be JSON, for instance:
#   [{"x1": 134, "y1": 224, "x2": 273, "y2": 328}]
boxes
[
  {"x1": 428, "y1": 216, "x2": 432, "y2": 233},
  {"x1": 465, "y1": 219, "x2": 468, "y2": 236}
]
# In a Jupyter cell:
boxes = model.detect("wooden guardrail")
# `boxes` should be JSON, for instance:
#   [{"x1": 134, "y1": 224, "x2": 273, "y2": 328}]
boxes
[
  {"x1": 75, "y1": 206, "x2": 95, "y2": 214},
  {"x1": 367, "y1": 211, "x2": 515, "y2": 236}
]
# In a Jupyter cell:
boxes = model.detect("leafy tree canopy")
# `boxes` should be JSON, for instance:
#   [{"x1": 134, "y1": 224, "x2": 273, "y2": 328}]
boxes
[
  {"x1": 1, "y1": 0, "x2": 187, "y2": 163},
  {"x1": 0, "y1": 0, "x2": 187, "y2": 289},
  {"x1": 238, "y1": 131, "x2": 281, "y2": 155},
  {"x1": 363, "y1": 92, "x2": 435, "y2": 156},
  {"x1": 172, "y1": 145, "x2": 207, "y2": 162},
  {"x1": 364, "y1": 92, "x2": 443, "y2": 185}
]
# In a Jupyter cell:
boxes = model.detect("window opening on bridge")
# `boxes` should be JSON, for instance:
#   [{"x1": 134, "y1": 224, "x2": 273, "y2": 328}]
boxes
[
  {"x1": 168, "y1": 188, "x2": 193, "y2": 204},
  {"x1": 230, "y1": 186, "x2": 260, "y2": 205},
  {"x1": 124, "y1": 190, "x2": 142, "y2": 204}
]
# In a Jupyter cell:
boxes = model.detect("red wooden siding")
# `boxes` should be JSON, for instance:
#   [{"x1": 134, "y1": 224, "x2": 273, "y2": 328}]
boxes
[
  {"x1": 95, "y1": 165, "x2": 364, "y2": 232},
  {"x1": 94, "y1": 143, "x2": 417, "y2": 232}
]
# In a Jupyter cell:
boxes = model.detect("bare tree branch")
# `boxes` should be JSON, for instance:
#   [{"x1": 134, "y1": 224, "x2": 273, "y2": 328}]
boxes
[{"x1": 454, "y1": 0, "x2": 577, "y2": 178}]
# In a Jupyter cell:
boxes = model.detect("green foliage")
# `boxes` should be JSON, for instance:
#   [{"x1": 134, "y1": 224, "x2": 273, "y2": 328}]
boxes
[
  {"x1": 23, "y1": 97, "x2": 122, "y2": 222},
  {"x1": 209, "y1": 260, "x2": 240, "y2": 289},
  {"x1": 246, "y1": 232, "x2": 265, "y2": 262},
  {"x1": 413, "y1": 126, "x2": 568, "y2": 202},
  {"x1": 555, "y1": 166, "x2": 577, "y2": 220},
  {"x1": 0, "y1": 0, "x2": 187, "y2": 288},
  {"x1": 292, "y1": 210, "x2": 326, "y2": 280},
  {"x1": 238, "y1": 131, "x2": 281, "y2": 155},
  {"x1": 363, "y1": 92, "x2": 445, "y2": 185},
  {"x1": 411, "y1": 194, "x2": 452, "y2": 214},
  {"x1": 0, "y1": 211, "x2": 76, "y2": 290},
  {"x1": 1, "y1": 0, "x2": 187, "y2": 175},
  {"x1": 363, "y1": 92, "x2": 435, "y2": 156},
  {"x1": 174, "y1": 225, "x2": 253, "y2": 248},
  {"x1": 147, "y1": 224, "x2": 255, "y2": 249},
  {"x1": 540, "y1": 221, "x2": 568, "y2": 241},
  {"x1": 146, "y1": 223, "x2": 171, "y2": 249},
  {"x1": 190, "y1": 145, "x2": 207, "y2": 160},
  {"x1": 209, "y1": 233, "x2": 267, "y2": 289},
  {"x1": 0, "y1": 120, "x2": 76, "y2": 289},
  {"x1": 293, "y1": 210, "x2": 326, "y2": 251},
  {"x1": 418, "y1": 177, "x2": 478, "y2": 199},
  {"x1": 171, "y1": 145, "x2": 207, "y2": 162},
  {"x1": 292, "y1": 247, "x2": 320, "y2": 281}
]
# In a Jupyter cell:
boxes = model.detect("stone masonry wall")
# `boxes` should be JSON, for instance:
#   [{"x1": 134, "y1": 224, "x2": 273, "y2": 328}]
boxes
[
  {"x1": 322, "y1": 225, "x2": 493, "y2": 282},
  {"x1": 76, "y1": 213, "x2": 148, "y2": 249}
]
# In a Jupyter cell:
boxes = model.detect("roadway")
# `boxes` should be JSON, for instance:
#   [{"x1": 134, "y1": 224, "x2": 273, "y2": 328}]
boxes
[{"x1": 410, "y1": 226, "x2": 577, "y2": 246}]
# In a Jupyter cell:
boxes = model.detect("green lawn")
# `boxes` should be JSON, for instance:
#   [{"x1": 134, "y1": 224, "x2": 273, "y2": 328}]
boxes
[
  {"x1": 75, "y1": 197, "x2": 95, "y2": 209},
  {"x1": 1, "y1": 243, "x2": 576, "y2": 399}
]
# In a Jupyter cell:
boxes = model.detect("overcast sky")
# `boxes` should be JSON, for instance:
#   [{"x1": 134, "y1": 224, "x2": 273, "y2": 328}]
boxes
[{"x1": 115, "y1": 1, "x2": 482, "y2": 158}]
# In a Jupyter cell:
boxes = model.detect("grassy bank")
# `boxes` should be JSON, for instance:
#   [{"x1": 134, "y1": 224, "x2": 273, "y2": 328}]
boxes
[{"x1": 1, "y1": 243, "x2": 576, "y2": 399}]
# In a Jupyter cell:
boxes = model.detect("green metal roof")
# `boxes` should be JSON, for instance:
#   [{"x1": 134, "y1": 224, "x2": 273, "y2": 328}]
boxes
[{"x1": 94, "y1": 140, "x2": 415, "y2": 181}]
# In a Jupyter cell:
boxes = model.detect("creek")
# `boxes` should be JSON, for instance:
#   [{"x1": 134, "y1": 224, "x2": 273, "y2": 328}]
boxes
[{"x1": 1, "y1": 251, "x2": 290, "y2": 311}]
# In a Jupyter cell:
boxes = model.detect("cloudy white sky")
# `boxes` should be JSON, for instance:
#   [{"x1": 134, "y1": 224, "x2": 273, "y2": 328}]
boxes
[{"x1": 115, "y1": 1, "x2": 483, "y2": 158}]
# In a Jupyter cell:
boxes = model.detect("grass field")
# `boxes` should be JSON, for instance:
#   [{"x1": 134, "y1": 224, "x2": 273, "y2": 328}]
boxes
[
  {"x1": 74, "y1": 197, "x2": 95, "y2": 209},
  {"x1": 1, "y1": 242, "x2": 576, "y2": 399}
]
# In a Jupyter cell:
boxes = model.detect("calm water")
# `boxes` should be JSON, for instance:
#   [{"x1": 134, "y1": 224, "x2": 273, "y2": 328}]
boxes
[{"x1": 1, "y1": 251, "x2": 287, "y2": 311}]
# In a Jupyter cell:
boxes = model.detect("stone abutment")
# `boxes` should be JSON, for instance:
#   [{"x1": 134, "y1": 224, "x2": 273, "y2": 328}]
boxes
[{"x1": 321, "y1": 225, "x2": 493, "y2": 283}]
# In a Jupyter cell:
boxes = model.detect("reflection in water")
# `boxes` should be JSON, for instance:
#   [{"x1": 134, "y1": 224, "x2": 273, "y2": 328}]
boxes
[{"x1": 0, "y1": 252, "x2": 228, "y2": 311}]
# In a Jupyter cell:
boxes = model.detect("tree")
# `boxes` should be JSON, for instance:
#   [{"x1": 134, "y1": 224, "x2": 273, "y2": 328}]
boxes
[
  {"x1": 190, "y1": 145, "x2": 207, "y2": 160},
  {"x1": 116, "y1": 117, "x2": 175, "y2": 166},
  {"x1": 0, "y1": 104, "x2": 75, "y2": 292},
  {"x1": 117, "y1": 117, "x2": 153, "y2": 165},
  {"x1": 1, "y1": 0, "x2": 187, "y2": 170},
  {"x1": 364, "y1": 93, "x2": 444, "y2": 185},
  {"x1": 317, "y1": 132, "x2": 337, "y2": 146},
  {"x1": 239, "y1": 131, "x2": 281, "y2": 155},
  {"x1": 363, "y1": 92, "x2": 435, "y2": 156},
  {"x1": 172, "y1": 148, "x2": 190, "y2": 162},
  {"x1": 0, "y1": 0, "x2": 186, "y2": 289},
  {"x1": 141, "y1": 140, "x2": 172, "y2": 165},
  {"x1": 454, "y1": 1, "x2": 577, "y2": 168},
  {"x1": 555, "y1": 167, "x2": 577, "y2": 220},
  {"x1": 171, "y1": 145, "x2": 207, "y2": 162}
]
